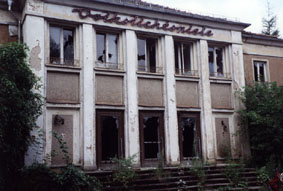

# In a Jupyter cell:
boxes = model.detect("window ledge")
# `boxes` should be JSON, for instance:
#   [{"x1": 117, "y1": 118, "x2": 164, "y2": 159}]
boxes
[
  {"x1": 209, "y1": 77, "x2": 233, "y2": 83},
  {"x1": 137, "y1": 71, "x2": 164, "y2": 79},
  {"x1": 94, "y1": 67, "x2": 125, "y2": 73},
  {"x1": 175, "y1": 74, "x2": 200, "y2": 81},
  {"x1": 46, "y1": 103, "x2": 81, "y2": 109},
  {"x1": 46, "y1": 63, "x2": 81, "y2": 70},
  {"x1": 212, "y1": 108, "x2": 234, "y2": 113}
]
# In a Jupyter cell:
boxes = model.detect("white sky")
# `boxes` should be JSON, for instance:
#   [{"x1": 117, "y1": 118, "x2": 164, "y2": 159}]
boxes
[{"x1": 143, "y1": 0, "x2": 283, "y2": 35}]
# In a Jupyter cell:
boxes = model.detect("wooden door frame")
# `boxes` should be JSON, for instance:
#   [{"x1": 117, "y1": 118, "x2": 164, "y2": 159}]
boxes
[
  {"x1": 139, "y1": 110, "x2": 165, "y2": 167},
  {"x1": 177, "y1": 112, "x2": 202, "y2": 161},
  {"x1": 96, "y1": 110, "x2": 124, "y2": 168}
]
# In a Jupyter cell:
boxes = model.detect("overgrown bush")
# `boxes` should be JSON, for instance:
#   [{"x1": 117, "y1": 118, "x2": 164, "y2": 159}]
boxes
[
  {"x1": 59, "y1": 164, "x2": 102, "y2": 191},
  {"x1": 111, "y1": 154, "x2": 136, "y2": 189},
  {"x1": 17, "y1": 133, "x2": 101, "y2": 191},
  {"x1": 237, "y1": 82, "x2": 283, "y2": 169},
  {"x1": 0, "y1": 42, "x2": 43, "y2": 190},
  {"x1": 189, "y1": 159, "x2": 205, "y2": 190},
  {"x1": 18, "y1": 163, "x2": 61, "y2": 191}
]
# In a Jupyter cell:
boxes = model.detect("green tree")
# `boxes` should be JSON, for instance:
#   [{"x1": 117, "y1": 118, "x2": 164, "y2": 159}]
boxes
[
  {"x1": 262, "y1": 1, "x2": 280, "y2": 37},
  {"x1": 0, "y1": 43, "x2": 43, "y2": 190},
  {"x1": 237, "y1": 82, "x2": 283, "y2": 169}
]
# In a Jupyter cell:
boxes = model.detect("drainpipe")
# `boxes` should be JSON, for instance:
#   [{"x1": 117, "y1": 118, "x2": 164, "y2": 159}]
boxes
[{"x1": 7, "y1": 0, "x2": 21, "y2": 43}]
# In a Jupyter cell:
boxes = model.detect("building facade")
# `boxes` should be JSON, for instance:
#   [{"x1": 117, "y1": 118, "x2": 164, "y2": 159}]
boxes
[{"x1": 2, "y1": 0, "x2": 282, "y2": 170}]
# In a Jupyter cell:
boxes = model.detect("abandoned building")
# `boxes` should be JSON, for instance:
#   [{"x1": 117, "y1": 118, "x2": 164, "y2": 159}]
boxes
[{"x1": 1, "y1": 0, "x2": 283, "y2": 170}]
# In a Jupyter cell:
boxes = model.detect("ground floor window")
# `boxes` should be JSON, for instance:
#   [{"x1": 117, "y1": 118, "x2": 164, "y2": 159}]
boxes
[
  {"x1": 139, "y1": 111, "x2": 165, "y2": 167},
  {"x1": 96, "y1": 110, "x2": 124, "y2": 168},
  {"x1": 178, "y1": 112, "x2": 201, "y2": 161}
]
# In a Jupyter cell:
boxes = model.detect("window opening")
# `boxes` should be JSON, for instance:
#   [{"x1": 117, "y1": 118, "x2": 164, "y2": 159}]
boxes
[
  {"x1": 180, "y1": 117, "x2": 197, "y2": 158},
  {"x1": 50, "y1": 26, "x2": 74, "y2": 65},
  {"x1": 101, "y1": 116, "x2": 119, "y2": 161},
  {"x1": 96, "y1": 33, "x2": 118, "y2": 69},
  {"x1": 174, "y1": 42, "x2": 192, "y2": 75},
  {"x1": 254, "y1": 61, "x2": 267, "y2": 82},
  {"x1": 137, "y1": 38, "x2": 157, "y2": 73},
  {"x1": 208, "y1": 46, "x2": 224, "y2": 77},
  {"x1": 143, "y1": 116, "x2": 161, "y2": 159}
]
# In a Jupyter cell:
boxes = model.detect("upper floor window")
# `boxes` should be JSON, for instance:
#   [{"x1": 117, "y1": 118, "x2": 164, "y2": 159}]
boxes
[
  {"x1": 174, "y1": 42, "x2": 193, "y2": 76},
  {"x1": 254, "y1": 60, "x2": 268, "y2": 82},
  {"x1": 208, "y1": 46, "x2": 224, "y2": 77},
  {"x1": 137, "y1": 37, "x2": 158, "y2": 73},
  {"x1": 96, "y1": 32, "x2": 119, "y2": 69},
  {"x1": 50, "y1": 26, "x2": 74, "y2": 65}
]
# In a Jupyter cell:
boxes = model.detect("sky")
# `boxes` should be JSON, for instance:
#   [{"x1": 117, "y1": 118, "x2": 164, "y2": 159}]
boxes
[{"x1": 143, "y1": 0, "x2": 283, "y2": 35}]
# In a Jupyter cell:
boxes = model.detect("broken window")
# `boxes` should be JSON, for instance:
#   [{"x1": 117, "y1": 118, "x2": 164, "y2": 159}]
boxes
[
  {"x1": 174, "y1": 42, "x2": 192, "y2": 75},
  {"x1": 178, "y1": 113, "x2": 201, "y2": 161},
  {"x1": 96, "y1": 110, "x2": 124, "y2": 166},
  {"x1": 180, "y1": 117, "x2": 197, "y2": 158},
  {"x1": 50, "y1": 26, "x2": 74, "y2": 65},
  {"x1": 139, "y1": 111, "x2": 164, "y2": 166},
  {"x1": 137, "y1": 38, "x2": 157, "y2": 73},
  {"x1": 254, "y1": 60, "x2": 267, "y2": 82},
  {"x1": 96, "y1": 32, "x2": 118, "y2": 69},
  {"x1": 208, "y1": 46, "x2": 224, "y2": 77},
  {"x1": 143, "y1": 116, "x2": 160, "y2": 159},
  {"x1": 101, "y1": 116, "x2": 119, "y2": 161}
]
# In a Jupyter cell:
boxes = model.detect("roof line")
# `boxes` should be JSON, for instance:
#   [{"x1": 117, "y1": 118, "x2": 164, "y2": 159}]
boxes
[{"x1": 90, "y1": 0, "x2": 250, "y2": 28}]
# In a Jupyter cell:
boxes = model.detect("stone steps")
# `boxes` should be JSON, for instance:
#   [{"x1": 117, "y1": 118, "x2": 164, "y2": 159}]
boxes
[{"x1": 87, "y1": 166, "x2": 263, "y2": 190}]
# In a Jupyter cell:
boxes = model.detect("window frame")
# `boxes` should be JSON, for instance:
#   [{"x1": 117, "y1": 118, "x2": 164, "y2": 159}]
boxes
[
  {"x1": 174, "y1": 41, "x2": 197, "y2": 76},
  {"x1": 252, "y1": 59, "x2": 269, "y2": 82},
  {"x1": 137, "y1": 36, "x2": 161, "y2": 74},
  {"x1": 47, "y1": 23, "x2": 79, "y2": 67},
  {"x1": 95, "y1": 30, "x2": 122, "y2": 70},
  {"x1": 208, "y1": 44, "x2": 231, "y2": 79}
]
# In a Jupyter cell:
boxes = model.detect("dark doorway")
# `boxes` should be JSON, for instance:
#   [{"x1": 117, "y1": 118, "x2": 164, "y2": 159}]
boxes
[
  {"x1": 139, "y1": 111, "x2": 165, "y2": 167},
  {"x1": 96, "y1": 110, "x2": 124, "y2": 169},
  {"x1": 178, "y1": 112, "x2": 201, "y2": 161}
]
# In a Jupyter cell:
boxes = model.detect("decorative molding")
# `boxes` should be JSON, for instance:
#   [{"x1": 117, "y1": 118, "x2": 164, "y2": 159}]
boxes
[{"x1": 72, "y1": 8, "x2": 213, "y2": 37}]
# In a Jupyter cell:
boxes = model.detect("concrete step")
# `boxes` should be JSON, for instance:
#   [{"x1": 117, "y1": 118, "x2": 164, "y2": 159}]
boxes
[{"x1": 87, "y1": 166, "x2": 262, "y2": 191}]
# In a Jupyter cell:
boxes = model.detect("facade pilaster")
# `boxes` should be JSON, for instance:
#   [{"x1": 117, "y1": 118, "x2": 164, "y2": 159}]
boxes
[
  {"x1": 199, "y1": 40, "x2": 216, "y2": 162},
  {"x1": 164, "y1": 35, "x2": 179, "y2": 165}
]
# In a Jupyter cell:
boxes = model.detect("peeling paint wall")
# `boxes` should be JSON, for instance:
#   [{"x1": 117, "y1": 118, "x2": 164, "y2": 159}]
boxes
[{"x1": 20, "y1": 0, "x2": 251, "y2": 168}]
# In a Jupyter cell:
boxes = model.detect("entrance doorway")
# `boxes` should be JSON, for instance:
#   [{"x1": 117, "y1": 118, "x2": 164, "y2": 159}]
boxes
[
  {"x1": 139, "y1": 111, "x2": 165, "y2": 167},
  {"x1": 178, "y1": 112, "x2": 201, "y2": 161},
  {"x1": 96, "y1": 110, "x2": 124, "y2": 168}
]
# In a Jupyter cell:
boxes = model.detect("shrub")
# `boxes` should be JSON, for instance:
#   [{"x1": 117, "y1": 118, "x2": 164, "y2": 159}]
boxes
[
  {"x1": 59, "y1": 164, "x2": 102, "y2": 191},
  {"x1": 0, "y1": 42, "x2": 43, "y2": 190},
  {"x1": 18, "y1": 163, "x2": 60, "y2": 191},
  {"x1": 111, "y1": 154, "x2": 136, "y2": 188},
  {"x1": 237, "y1": 82, "x2": 283, "y2": 168}
]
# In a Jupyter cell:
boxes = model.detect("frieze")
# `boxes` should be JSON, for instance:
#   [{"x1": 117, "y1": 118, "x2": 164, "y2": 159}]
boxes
[{"x1": 72, "y1": 8, "x2": 213, "y2": 37}]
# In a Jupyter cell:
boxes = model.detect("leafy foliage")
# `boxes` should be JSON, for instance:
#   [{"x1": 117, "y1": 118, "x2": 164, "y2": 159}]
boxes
[
  {"x1": 0, "y1": 42, "x2": 43, "y2": 190},
  {"x1": 52, "y1": 132, "x2": 102, "y2": 191},
  {"x1": 189, "y1": 159, "x2": 205, "y2": 190},
  {"x1": 257, "y1": 166, "x2": 270, "y2": 184},
  {"x1": 262, "y1": 1, "x2": 280, "y2": 37},
  {"x1": 59, "y1": 165, "x2": 102, "y2": 191},
  {"x1": 53, "y1": 132, "x2": 71, "y2": 165},
  {"x1": 237, "y1": 82, "x2": 283, "y2": 168},
  {"x1": 223, "y1": 160, "x2": 247, "y2": 189},
  {"x1": 19, "y1": 163, "x2": 61, "y2": 191},
  {"x1": 111, "y1": 154, "x2": 136, "y2": 188}
]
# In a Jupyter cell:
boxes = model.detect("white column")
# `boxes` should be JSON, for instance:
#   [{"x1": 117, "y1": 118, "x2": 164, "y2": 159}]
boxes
[
  {"x1": 23, "y1": 15, "x2": 45, "y2": 165},
  {"x1": 82, "y1": 24, "x2": 95, "y2": 170},
  {"x1": 231, "y1": 43, "x2": 251, "y2": 159},
  {"x1": 199, "y1": 40, "x2": 216, "y2": 162},
  {"x1": 164, "y1": 35, "x2": 179, "y2": 165},
  {"x1": 124, "y1": 30, "x2": 140, "y2": 166}
]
